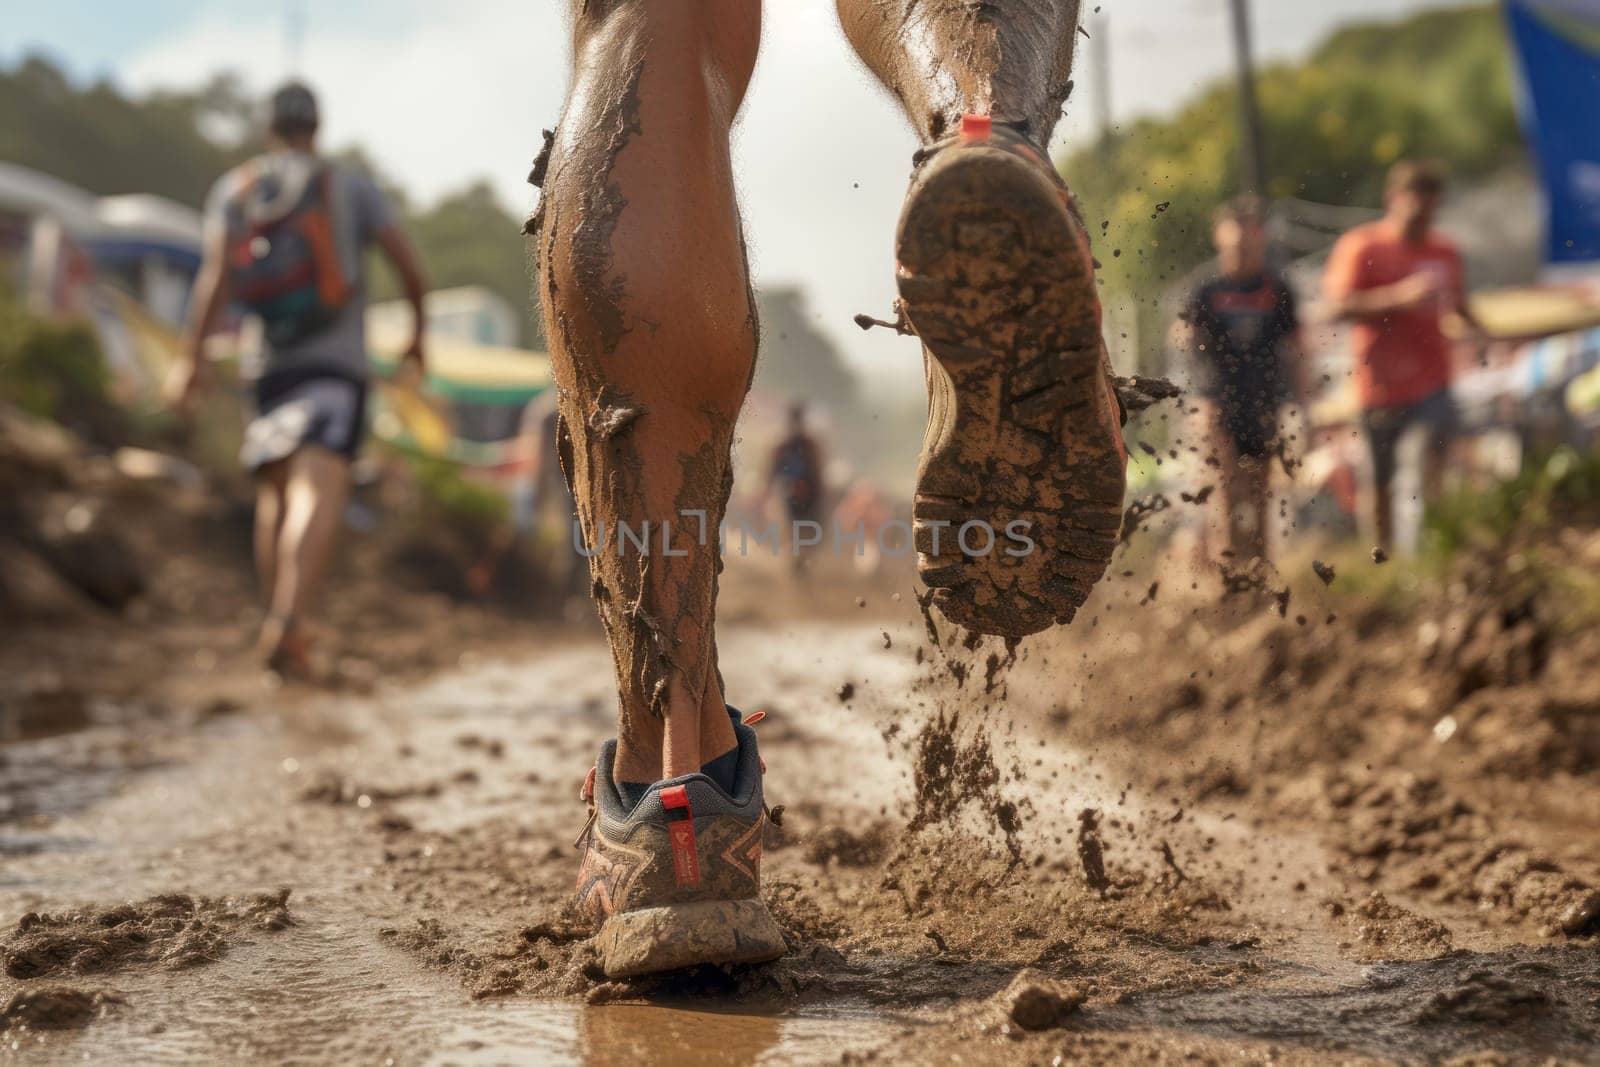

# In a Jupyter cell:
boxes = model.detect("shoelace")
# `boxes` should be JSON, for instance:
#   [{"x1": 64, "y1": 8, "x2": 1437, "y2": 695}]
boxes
[{"x1": 573, "y1": 711, "x2": 779, "y2": 850}]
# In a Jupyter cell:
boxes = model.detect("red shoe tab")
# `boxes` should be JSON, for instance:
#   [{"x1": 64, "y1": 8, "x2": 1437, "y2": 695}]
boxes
[
  {"x1": 960, "y1": 113, "x2": 992, "y2": 143},
  {"x1": 581, "y1": 765, "x2": 596, "y2": 803},
  {"x1": 659, "y1": 785, "x2": 699, "y2": 886},
  {"x1": 743, "y1": 710, "x2": 766, "y2": 727}
]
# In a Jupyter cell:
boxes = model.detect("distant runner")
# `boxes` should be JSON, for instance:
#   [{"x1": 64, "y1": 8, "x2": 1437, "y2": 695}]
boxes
[
  {"x1": 468, "y1": 389, "x2": 587, "y2": 614},
  {"x1": 1181, "y1": 195, "x2": 1303, "y2": 562},
  {"x1": 170, "y1": 81, "x2": 430, "y2": 675},
  {"x1": 1324, "y1": 161, "x2": 1481, "y2": 551},
  {"x1": 766, "y1": 401, "x2": 826, "y2": 574}
]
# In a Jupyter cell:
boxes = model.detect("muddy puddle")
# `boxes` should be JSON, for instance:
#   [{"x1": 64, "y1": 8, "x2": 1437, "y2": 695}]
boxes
[
  {"x1": 7, "y1": 912, "x2": 888, "y2": 1064},
  {"x1": 3, "y1": 618, "x2": 1598, "y2": 1064}
]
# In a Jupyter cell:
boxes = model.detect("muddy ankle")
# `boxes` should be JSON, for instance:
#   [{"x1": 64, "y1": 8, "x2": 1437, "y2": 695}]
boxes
[{"x1": 256, "y1": 613, "x2": 294, "y2": 660}]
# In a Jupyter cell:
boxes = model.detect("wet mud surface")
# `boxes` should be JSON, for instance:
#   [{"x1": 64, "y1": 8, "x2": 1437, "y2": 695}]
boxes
[{"x1": 3, "y1": 558, "x2": 1599, "y2": 1064}]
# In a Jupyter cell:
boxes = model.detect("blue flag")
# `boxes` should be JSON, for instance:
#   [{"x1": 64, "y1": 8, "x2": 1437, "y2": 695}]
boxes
[{"x1": 1507, "y1": 0, "x2": 1600, "y2": 265}]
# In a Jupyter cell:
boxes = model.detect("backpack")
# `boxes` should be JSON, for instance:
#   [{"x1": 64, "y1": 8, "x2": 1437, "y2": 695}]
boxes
[{"x1": 225, "y1": 162, "x2": 353, "y2": 347}]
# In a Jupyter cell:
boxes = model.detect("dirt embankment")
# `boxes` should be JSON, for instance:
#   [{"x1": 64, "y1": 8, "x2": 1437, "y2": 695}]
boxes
[
  {"x1": 1028, "y1": 547, "x2": 1600, "y2": 947},
  {"x1": 0, "y1": 400, "x2": 568, "y2": 746}
]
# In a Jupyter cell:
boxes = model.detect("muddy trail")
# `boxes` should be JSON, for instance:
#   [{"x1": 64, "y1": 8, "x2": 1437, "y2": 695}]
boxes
[{"x1": 4, "y1": 554, "x2": 1600, "y2": 1064}]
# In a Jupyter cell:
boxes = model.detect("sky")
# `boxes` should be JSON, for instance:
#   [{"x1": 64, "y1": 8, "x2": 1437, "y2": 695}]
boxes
[{"x1": 7, "y1": 0, "x2": 1478, "y2": 394}]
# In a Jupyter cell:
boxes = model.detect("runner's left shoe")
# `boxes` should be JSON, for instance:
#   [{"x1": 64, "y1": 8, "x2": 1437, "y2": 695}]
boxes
[{"x1": 575, "y1": 708, "x2": 785, "y2": 978}]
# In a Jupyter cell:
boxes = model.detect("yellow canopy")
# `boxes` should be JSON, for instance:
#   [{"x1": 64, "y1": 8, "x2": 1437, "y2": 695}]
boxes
[
  {"x1": 368, "y1": 336, "x2": 552, "y2": 405},
  {"x1": 1468, "y1": 285, "x2": 1600, "y2": 341}
]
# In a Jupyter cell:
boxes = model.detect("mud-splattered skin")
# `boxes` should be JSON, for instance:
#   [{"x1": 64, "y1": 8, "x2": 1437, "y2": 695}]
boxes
[
  {"x1": 536, "y1": 2, "x2": 761, "y2": 781},
  {"x1": 836, "y1": 0, "x2": 1083, "y2": 145}
]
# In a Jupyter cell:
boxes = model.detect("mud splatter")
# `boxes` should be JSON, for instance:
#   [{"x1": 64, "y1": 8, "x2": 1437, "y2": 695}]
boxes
[
  {"x1": 1219, "y1": 559, "x2": 1291, "y2": 617},
  {"x1": 1, "y1": 988, "x2": 122, "y2": 1032},
  {"x1": 565, "y1": 57, "x2": 644, "y2": 356},
  {"x1": 803, "y1": 823, "x2": 891, "y2": 869},
  {"x1": 905, "y1": 708, "x2": 1026, "y2": 863},
  {"x1": 1119, "y1": 493, "x2": 1171, "y2": 545},
  {"x1": 1114, "y1": 375, "x2": 1183, "y2": 418},
  {"x1": 3, "y1": 890, "x2": 291, "y2": 980},
  {"x1": 587, "y1": 388, "x2": 645, "y2": 440},
  {"x1": 527, "y1": 128, "x2": 554, "y2": 189},
  {"x1": 1077, "y1": 809, "x2": 1110, "y2": 896}
]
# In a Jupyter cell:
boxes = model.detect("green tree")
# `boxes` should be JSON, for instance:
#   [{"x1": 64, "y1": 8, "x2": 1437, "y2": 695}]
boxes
[
  {"x1": 0, "y1": 55, "x2": 247, "y2": 206},
  {"x1": 1, "y1": 55, "x2": 539, "y2": 345}
]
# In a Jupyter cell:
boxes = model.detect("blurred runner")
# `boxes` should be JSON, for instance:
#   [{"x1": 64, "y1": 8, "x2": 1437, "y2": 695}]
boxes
[
  {"x1": 1324, "y1": 161, "x2": 1482, "y2": 551},
  {"x1": 765, "y1": 401, "x2": 826, "y2": 576},
  {"x1": 1180, "y1": 196, "x2": 1304, "y2": 563},
  {"x1": 546, "y1": 1, "x2": 1126, "y2": 978},
  {"x1": 170, "y1": 81, "x2": 430, "y2": 676},
  {"x1": 468, "y1": 390, "x2": 587, "y2": 614},
  {"x1": 833, "y1": 477, "x2": 896, "y2": 577}
]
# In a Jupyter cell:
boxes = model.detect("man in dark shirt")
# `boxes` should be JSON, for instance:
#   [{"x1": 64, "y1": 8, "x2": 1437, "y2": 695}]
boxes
[
  {"x1": 1181, "y1": 196, "x2": 1303, "y2": 563},
  {"x1": 766, "y1": 401, "x2": 825, "y2": 575}
]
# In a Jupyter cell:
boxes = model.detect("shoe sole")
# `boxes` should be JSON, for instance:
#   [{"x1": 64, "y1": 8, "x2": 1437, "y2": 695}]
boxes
[
  {"x1": 896, "y1": 143, "x2": 1126, "y2": 638},
  {"x1": 595, "y1": 897, "x2": 786, "y2": 979}
]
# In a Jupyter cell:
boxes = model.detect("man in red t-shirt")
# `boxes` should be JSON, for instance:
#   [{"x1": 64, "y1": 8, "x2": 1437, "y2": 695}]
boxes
[{"x1": 1324, "y1": 161, "x2": 1480, "y2": 550}]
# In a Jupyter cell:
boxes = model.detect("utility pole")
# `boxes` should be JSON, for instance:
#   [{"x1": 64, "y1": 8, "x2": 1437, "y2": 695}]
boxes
[
  {"x1": 1091, "y1": 13, "x2": 1112, "y2": 146},
  {"x1": 1228, "y1": 0, "x2": 1268, "y2": 195}
]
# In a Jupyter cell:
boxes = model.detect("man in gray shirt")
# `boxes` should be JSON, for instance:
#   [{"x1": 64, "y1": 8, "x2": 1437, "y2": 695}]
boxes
[{"x1": 170, "y1": 81, "x2": 429, "y2": 677}]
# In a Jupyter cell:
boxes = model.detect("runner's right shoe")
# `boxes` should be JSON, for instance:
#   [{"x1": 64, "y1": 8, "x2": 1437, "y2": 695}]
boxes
[
  {"x1": 896, "y1": 114, "x2": 1128, "y2": 638},
  {"x1": 575, "y1": 709, "x2": 785, "y2": 979}
]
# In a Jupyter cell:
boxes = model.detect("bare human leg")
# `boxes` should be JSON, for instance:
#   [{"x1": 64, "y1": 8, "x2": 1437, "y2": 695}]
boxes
[
  {"x1": 253, "y1": 459, "x2": 289, "y2": 607},
  {"x1": 1368, "y1": 428, "x2": 1398, "y2": 553},
  {"x1": 536, "y1": 0, "x2": 759, "y2": 786},
  {"x1": 837, "y1": 0, "x2": 1081, "y2": 144},
  {"x1": 839, "y1": 0, "x2": 1128, "y2": 637},
  {"x1": 544, "y1": 6, "x2": 788, "y2": 978},
  {"x1": 259, "y1": 445, "x2": 350, "y2": 665},
  {"x1": 1370, "y1": 481, "x2": 1395, "y2": 554},
  {"x1": 1203, "y1": 409, "x2": 1247, "y2": 562}
]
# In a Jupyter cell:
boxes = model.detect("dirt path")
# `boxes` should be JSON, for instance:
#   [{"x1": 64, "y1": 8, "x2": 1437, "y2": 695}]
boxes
[{"x1": 4, "y1": 592, "x2": 1599, "y2": 1064}]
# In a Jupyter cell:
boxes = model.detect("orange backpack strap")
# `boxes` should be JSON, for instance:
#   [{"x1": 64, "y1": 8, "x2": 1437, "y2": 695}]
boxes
[{"x1": 299, "y1": 167, "x2": 353, "y2": 308}]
